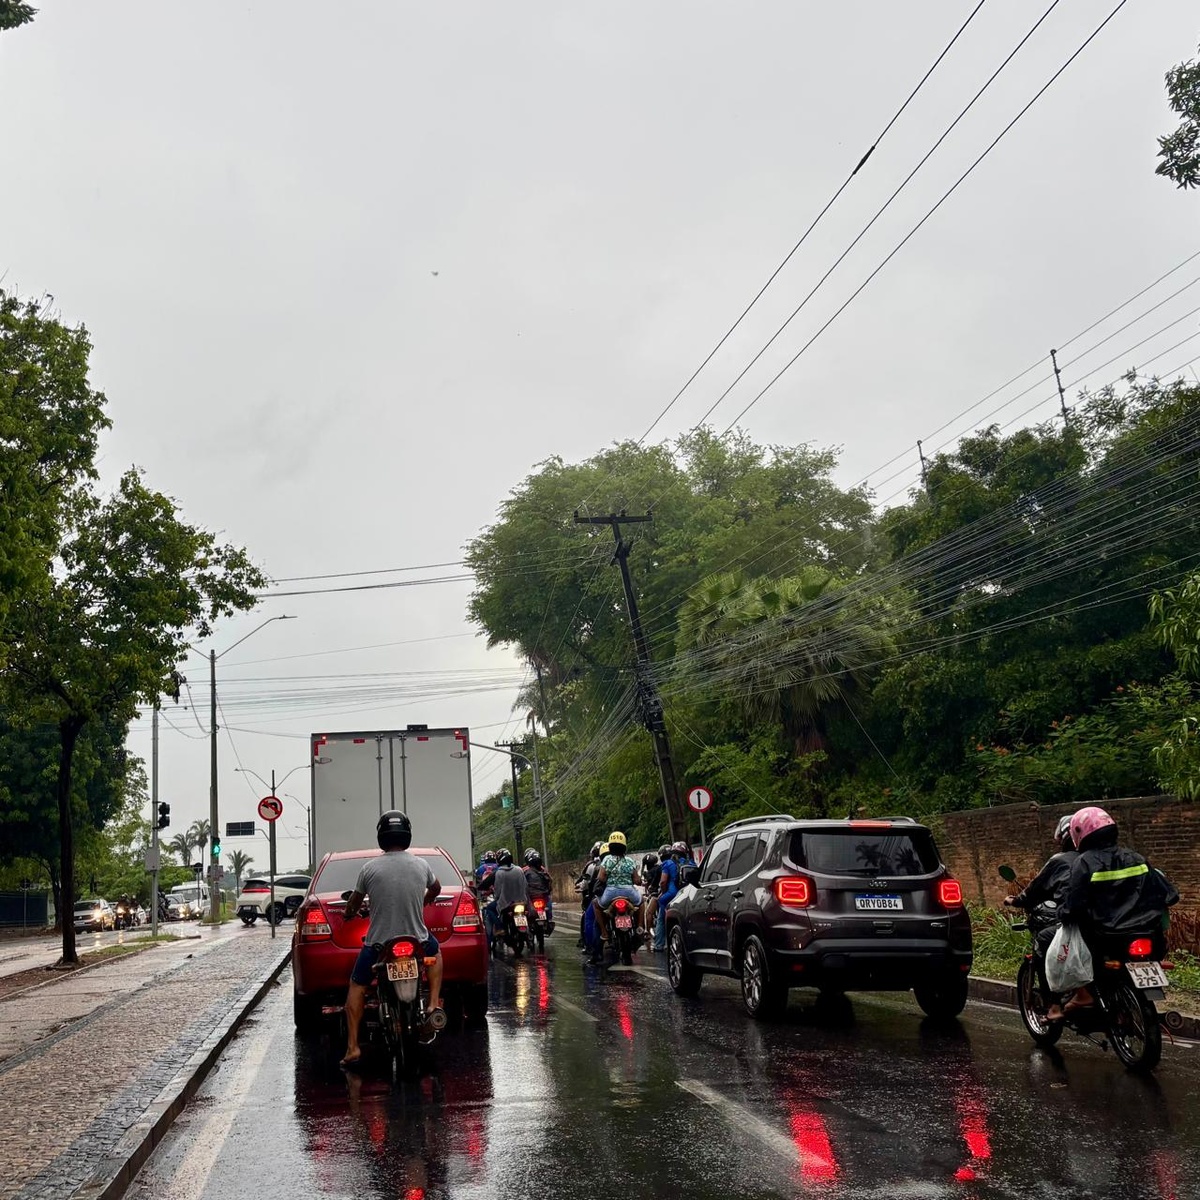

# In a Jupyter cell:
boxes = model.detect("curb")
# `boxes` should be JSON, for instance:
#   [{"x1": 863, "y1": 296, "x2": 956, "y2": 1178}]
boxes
[
  {"x1": 71, "y1": 946, "x2": 292, "y2": 1200},
  {"x1": 968, "y1": 974, "x2": 1200, "y2": 1041}
]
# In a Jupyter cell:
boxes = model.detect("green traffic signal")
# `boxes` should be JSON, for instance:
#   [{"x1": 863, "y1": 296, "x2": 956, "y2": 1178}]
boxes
[{"x1": 212, "y1": 835, "x2": 222, "y2": 859}]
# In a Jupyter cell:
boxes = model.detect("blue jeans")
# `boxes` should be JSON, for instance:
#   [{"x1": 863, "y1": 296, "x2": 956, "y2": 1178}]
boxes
[
  {"x1": 351, "y1": 935, "x2": 439, "y2": 985},
  {"x1": 484, "y1": 900, "x2": 499, "y2": 946},
  {"x1": 597, "y1": 884, "x2": 642, "y2": 908},
  {"x1": 653, "y1": 905, "x2": 666, "y2": 951},
  {"x1": 583, "y1": 904, "x2": 599, "y2": 949}
]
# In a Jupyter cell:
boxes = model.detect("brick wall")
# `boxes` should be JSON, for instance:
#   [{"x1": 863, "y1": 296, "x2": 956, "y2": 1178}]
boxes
[{"x1": 933, "y1": 795, "x2": 1200, "y2": 910}]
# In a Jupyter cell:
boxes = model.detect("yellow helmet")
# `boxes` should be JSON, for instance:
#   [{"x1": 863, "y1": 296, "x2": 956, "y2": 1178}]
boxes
[
  {"x1": 599, "y1": 842, "x2": 610, "y2": 855},
  {"x1": 607, "y1": 830, "x2": 627, "y2": 847}
]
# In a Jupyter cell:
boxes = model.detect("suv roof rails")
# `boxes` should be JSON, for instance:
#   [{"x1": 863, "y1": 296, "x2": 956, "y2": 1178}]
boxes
[
  {"x1": 721, "y1": 814, "x2": 797, "y2": 831},
  {"x1": 840, "y1": 813, "x2": 920, "y2": 824}
]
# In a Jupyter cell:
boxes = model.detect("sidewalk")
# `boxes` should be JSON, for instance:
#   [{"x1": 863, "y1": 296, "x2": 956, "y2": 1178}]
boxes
[{"x1": 0, "y1": 923, "x2": 291, "y2": 1199}]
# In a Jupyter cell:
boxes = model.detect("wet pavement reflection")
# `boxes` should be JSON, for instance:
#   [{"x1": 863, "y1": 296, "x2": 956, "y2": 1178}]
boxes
[{"x1": 129, "y1": 939, "x2": 1200, "y2": 1200}]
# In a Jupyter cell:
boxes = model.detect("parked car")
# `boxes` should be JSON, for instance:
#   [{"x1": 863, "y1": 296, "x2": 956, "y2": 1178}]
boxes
[
  {"x1": 292, "y1": 847, "x2": 487, "y2": 1033},
  {"x1": 236, "y1": 874, "x2": 311, "y2": 926},
  {"x1": 665, "y1": 815, "x2": 973, "y2": 1020},
  {"x1": 73, "y1": 899, "x2": 115, "y2": 932}
]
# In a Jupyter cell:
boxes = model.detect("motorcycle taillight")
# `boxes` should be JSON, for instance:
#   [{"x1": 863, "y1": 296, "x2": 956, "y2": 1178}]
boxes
[
  {"x1": 613, "y1": 899, "x2": 629, "y2": 913},
  {"x1": 392, "y1": 941, "x2": 417, "y2": 958},
  {"x1": 1128, "y1": 938, "x2": 1153, "y2": 959},
  {"x1": 533, "y1": 898, "x2": 546, "y2": 911}
]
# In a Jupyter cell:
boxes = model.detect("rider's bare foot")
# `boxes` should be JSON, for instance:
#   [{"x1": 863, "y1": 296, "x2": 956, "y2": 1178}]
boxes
[{"x1": 1045, "y1": 1004, "x2": 1065, "y2": 1022}]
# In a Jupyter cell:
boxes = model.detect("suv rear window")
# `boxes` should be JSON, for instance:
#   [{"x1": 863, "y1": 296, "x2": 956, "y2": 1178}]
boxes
[
  {"x1": 790, "y1": 828, "x2": 939, "y2": 877},
  {"x1": 313, "y1": 852, "x2": 464, "y2": 895}
]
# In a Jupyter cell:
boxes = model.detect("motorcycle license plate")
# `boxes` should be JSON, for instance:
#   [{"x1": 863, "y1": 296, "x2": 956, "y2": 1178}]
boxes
[
  {"x1": 855, "y1": 895, "x2": 903, "y2": 911},
  {"x1": 386, "y1": 960, "x2": 420, "y2": 982},
  {"x1": 614, "y1": 915, "x2": 633, "y2": 930},
  {"x1": 1126, "y1": 961, "x2": 1169, "y2": 989},
  {"x1": 514, "y1": 915, "x2": 528, "y2": 929}
]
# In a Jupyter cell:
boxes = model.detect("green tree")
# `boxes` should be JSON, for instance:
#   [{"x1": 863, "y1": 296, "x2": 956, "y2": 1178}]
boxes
[
  {"x1": 189, "y1": 819, "x2": 211, "y2": 862},
  {"x1": 227, "y1": 849, "x2": 254, "y2": 891},
  {"x1": 676, "y1": 569, "x2": 895, "y2": 767},
  {"x1": 165, "y1": 832, "x2": 194, "y2": 865},
  {"x1": 0, "y1": 293, "x2": 108, "y2": 645},
  {"x1": 0, "y1": 3, "x2": 36, "y2": 33},
  {"x1": 1157, "y1": 42, "x2": 1200, "y2": 190},
  {"x1": 0, "y1": 712, "x2": 134, "y2": 915},
  {"x1": 2, "y1": 465, "x2": 264, "y2": 963}
]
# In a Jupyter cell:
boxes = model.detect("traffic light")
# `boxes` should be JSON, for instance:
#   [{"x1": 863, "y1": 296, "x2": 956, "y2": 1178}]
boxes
[
  {"x1": 157, "y1": 802, "x2": 170, "y2": 829},
  {"x1": 211, "y1": 832, "x2": 222, "y2": 859}
]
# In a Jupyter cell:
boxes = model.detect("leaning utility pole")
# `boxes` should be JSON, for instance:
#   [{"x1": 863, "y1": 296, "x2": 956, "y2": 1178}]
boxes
[
  {"x1": 573, "y1": 510, "x2": 689, "y2": 844},
  {"x1": 496, "y1": 740, "x2": 525, "y2": 856}
]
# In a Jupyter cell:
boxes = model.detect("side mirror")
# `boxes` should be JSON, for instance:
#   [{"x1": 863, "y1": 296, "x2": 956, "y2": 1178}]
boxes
[
  {"x1": 684, "y1": 866, "x2": 702, "y2": 887},
  {"x1": 997, "y1": 865, "x2": 1017, "y2": 883}
]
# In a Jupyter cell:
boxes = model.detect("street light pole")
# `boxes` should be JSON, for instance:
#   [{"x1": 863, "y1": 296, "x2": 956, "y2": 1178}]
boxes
[
  {"x1": 205, "y1": 615, "x2": 296, "y2": 921},
  {"x1": 468, "y1": 740, "x2": 549, "y2": 869}
]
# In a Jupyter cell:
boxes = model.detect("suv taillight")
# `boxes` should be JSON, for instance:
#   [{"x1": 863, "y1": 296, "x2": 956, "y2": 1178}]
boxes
[
  {"x1": 937, "y1": 879, "x2": 963, "y2": 907},
  {"x1": 452, "y1": 892, "x2": 482, "y2": 931},
  {"x1": 299, "y1": 901, "x2": 331, "y2": 939},
  {"x1": 774, "y1": 877, "x2": 813, "y2": 907}
]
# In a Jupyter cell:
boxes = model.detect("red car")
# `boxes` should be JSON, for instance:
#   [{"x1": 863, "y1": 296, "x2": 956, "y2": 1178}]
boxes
[{"x1": 292, "y1": 846, "x2": 489, "y2": 1032}]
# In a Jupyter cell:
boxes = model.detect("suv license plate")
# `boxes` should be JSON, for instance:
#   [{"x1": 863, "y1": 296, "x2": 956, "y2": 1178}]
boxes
[
  {"x1": 386, "y1": 960, "x2": 419, "y2": 982},
  {"x1": 1126, "y1": 961, "x2": 1169, "y2": 989},
  {"x1": 855, "y1": 895, "x2": 903, "y2": 911}
]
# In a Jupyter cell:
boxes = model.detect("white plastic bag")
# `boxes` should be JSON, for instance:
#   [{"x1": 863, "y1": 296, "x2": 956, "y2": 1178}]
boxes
[{"x1": 1045, "y1": 922, "x2": 1094, "y2": 993}]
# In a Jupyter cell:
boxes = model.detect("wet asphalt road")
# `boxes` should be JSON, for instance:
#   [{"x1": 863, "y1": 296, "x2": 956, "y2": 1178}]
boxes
[{"x1": 128, "y1": 940, "x2": 1199, "y2": 1200}]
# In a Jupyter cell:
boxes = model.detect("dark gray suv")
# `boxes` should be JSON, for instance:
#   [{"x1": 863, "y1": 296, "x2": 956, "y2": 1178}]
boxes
[{"x1": 664, "y1": 815, "x2": 973, "y2": 1020}]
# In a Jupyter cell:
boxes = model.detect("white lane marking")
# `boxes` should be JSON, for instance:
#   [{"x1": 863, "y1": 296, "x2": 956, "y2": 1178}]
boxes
[
  {"x1": 158, "y1": 1017, "x2": 283, "y2": 1199},
  {"x1": 549, "y1": 995, "x2": 598, "y2": 1024},
  {"x1": 620, "y1": 965, "x2": 663, "y2": 982},
  {"x1": 676, "y1": 1078, "x2": 832, "y2": 1175}
]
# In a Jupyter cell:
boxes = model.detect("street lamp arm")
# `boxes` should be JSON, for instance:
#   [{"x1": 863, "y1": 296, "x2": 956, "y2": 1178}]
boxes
[
  {"x1": 468, "y1": 741, "x2": 530, "y2": 766},
  {"x1": 215, "y1": 614, "x2": 297, "y2": 660}
]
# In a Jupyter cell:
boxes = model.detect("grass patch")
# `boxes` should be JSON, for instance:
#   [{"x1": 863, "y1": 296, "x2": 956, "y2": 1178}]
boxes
[{"x1": 81, "y1": 934, "x2": 181, "y2": 964}]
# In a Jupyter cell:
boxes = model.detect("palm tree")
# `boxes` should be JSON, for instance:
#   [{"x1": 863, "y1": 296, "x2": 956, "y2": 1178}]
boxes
[
  {"x1": 189, "y1": 819, "x2": 210, "y2": 862},
  {"x1": 228, "y1": 849, "x2": 254, "y2": 892},
  {"x1": 166, "y1": 832, "x2": 194, "y2": 865},
  {"x1": 677, "y1": 568, "x2": 894, "y2": 761}
]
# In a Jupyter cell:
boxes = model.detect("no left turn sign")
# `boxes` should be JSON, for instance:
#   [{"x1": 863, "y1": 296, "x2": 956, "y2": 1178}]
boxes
[
  {"x1": 257, "y1": 795, "x2": 283, "y2": 822},
  {"x1": 687, "y1": 786, "x2": 713, "y2": 814}
]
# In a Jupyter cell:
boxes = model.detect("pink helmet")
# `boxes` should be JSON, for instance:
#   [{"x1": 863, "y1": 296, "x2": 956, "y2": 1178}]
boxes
[{"x1": 1069, "y1": 806, "x2": 1115, "y2": 848}]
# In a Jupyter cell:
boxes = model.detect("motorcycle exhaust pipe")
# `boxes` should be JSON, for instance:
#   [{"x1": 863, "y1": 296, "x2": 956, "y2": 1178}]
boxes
[
  {"x1": 1162, "y1": 1010, "x2": 1184, "y2": 1032},
  {"x1": 426, "y1": 1007, "x2": 448, "y2": 1031}
]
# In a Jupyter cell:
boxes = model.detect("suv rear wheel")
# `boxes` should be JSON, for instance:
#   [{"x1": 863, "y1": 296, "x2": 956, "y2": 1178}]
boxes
[
  {"x1": 914, "y1": 970, "x2": 969, "y2": 1020},
  {"x1": 740, "y1": 935, "x2": 788, "y2": 1020},
  {"x1": 667, "y1": 926, "x2": 703, "y2": 997}
]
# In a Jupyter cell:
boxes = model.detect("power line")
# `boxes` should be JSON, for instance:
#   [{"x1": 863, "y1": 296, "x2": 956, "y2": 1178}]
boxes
[{"x1": 627, "y1": 0, "x2": 991, "y2": 451}]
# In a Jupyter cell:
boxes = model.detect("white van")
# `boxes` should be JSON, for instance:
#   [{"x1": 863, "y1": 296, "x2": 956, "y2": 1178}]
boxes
[{"x1": 167, "y1": 883, "x2": 210, "y2": 920}]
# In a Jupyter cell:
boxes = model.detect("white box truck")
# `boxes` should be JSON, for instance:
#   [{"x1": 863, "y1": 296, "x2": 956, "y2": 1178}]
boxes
[{"x1": 310, "y1": 726, "x2": 473, "y2": 875}]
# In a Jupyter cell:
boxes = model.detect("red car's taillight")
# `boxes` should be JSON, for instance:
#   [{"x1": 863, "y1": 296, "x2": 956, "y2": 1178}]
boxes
[
  {"x1": 1128, "y1": 938, "x2": 1153, "y2": 959},
  {"x1": 452, "y1": 892, "x2": 482, "y2": 931},
  {"x1": 299, "y1": 902, "x2": 331, "y2": 939},
  {"x1": 938, "y1": 879, "x2": 963, "y2": 907},
  {"x1": 774, "y1": 877, "x2": 813, "y2": 907}
]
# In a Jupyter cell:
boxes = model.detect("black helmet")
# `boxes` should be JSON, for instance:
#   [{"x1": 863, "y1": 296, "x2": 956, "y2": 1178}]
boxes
[
  {"x1": 524, "y1": 848, "x2": 543, "y2": 867},
  {"x1": 497, "y1": 848, "x2": 513, "y2": 866},
  {"x1": 658, "y1": 843, "x2": 672, "y2": 859},
  {"x1": 377, "y1": 809, "x2": 412, "y2": 851},
  {"x1": 671, "y1": 840, "x2": 689, "y2": 856}
]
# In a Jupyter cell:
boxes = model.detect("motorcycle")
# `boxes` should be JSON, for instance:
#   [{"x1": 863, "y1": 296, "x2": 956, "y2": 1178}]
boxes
[
  {"x1": 370, "y1": 934, "x2": 447, "y2": 1081},
  {"x1": 498, "y1": 902, "x2": 531, "y2": 958},
  {"x1": 999, "y1": 865, "x2": 1181, "y2": 1072},
  {"x1": 114, "y1": 903, "x2": 133, "y2": 930},
  {"x1": 528, "y1": 896, "x2": 554, "y2": 952},
  {"x1": 602, "y1": 895, "x2": 642, "y2": 966}
]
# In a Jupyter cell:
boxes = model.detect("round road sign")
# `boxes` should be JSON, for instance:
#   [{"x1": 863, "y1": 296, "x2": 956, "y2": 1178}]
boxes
[
  {"x1": 257, "y1": 795, "x2": 283, "y2": 822},
  {"x1": 687, "y1": 786, "x2": 713, "y2": 814}
]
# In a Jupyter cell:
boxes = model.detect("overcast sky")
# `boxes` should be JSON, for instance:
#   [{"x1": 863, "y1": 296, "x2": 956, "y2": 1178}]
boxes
[{"x1": 2, "y1": 2, "x2": 1196, "y2": 868}]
